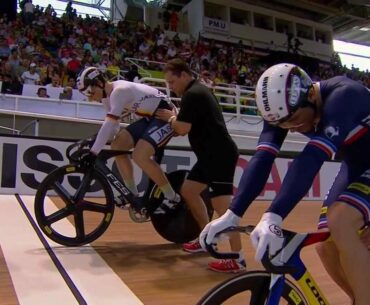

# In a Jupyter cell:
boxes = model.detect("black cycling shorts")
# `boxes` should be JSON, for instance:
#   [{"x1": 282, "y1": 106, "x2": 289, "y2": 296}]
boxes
[
  {"x1": 125, "y1": 100, "x2": 174, "y2": 150},
  {"x1": 187, "y1": 156, "x2": 238, "y2": 198}
]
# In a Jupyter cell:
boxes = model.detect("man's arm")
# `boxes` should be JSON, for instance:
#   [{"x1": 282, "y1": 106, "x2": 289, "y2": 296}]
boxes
[{"x1": 168, "y1": 115, "x2": 191, "y2": 135}]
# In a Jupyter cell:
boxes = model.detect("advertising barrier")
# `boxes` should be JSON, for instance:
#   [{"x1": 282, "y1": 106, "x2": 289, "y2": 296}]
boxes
[{"x1": 0, "y1": 134, "x2": 340, "y2": 200}]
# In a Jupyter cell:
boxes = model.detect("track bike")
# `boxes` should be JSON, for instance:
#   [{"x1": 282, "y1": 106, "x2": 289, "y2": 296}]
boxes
[
  {"x1": 197, "y1": 225, "x2": 331, "y2": 305},
  {"x1": 34, "y1": 137, "x2": 213, "y2": 247}
]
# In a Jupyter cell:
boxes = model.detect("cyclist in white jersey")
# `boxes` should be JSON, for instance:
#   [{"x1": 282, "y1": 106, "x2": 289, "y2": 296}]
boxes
[{"x1": 77, "y1": 67, "x2": 180, "y2": 212}]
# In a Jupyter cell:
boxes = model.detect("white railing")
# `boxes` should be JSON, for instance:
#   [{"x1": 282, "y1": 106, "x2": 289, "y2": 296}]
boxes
[{"x1": 138, "y1": 77, "x2": 259, "y2": 123}]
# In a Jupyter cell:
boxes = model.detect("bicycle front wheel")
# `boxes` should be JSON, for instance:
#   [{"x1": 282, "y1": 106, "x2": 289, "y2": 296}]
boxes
[
  {"x1": 197, "y1": 271, "x2": 308, "y2": 305},
  {"x1": 34, "y1": 164, "x2": 115, "y2": 246}
]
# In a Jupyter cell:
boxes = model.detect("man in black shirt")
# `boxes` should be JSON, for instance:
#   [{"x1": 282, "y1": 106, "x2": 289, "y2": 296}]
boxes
[{"x1": 156, "y1": 58, "x2": 245, "y2": 273}]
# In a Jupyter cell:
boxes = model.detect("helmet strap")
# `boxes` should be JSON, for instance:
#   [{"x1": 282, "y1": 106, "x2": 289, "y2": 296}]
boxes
[{"x1": 301, "y1": 101, "x2": 317, "y2": 115}]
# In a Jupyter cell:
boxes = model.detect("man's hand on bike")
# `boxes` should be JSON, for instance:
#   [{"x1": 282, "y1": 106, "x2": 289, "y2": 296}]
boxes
[
  {"x1": 79, "y1": 151, "x2": 97, "y2": 167},
  {"x1": 199, "y1": 209, "x2": 241, "y2": 250},
  {"x1": 250, "y1": 212, "x2": 284, "y2": 261}
]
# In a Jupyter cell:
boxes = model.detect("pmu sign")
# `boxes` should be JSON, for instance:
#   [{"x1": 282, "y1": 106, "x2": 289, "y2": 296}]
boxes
[
  {"x1": 203, "y1": 17, "x2": 230, "y2": 34},
  {"x1": 0, "y1": 135, "x2": 339, "y2": 199}
]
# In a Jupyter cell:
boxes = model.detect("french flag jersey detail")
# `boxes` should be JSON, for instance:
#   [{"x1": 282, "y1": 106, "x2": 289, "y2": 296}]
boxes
[
  {"x1": 256, "y1": 142, "x2": 280, "y2": 156},
  {"x1": 308, "y1": 137, "x2": 337, "y2": 160}
]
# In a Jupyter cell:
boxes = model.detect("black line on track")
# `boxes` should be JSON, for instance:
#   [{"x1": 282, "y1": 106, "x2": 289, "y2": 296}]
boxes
[{"x1": 14, "y1": 194, "x2": 88, "y2": 305}]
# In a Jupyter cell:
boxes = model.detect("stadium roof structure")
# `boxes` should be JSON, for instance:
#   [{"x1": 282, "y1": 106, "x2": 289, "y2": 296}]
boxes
[{"x1": 238, "y1": 0, "x2": 370, "y2": 47}]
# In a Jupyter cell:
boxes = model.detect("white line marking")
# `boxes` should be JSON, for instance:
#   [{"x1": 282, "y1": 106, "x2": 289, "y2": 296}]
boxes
[
  {"x1": 0, "y1": 194, "x2": 78, "y2": 305},
  {"x1": 21, "y1": 195, "x2": 143, "y2": 305}
]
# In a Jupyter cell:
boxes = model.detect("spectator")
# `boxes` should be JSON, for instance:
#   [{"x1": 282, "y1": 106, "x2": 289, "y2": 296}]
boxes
[
  {"x1": 1, "y1": 74, "x2": 22, "y2": 94},
  {"x1": 21, "y1": 62, "x2": 40, "y2": 85},
  {"x1": 46, "y1": 74, "x2": 61, "y2": 87},
  {"x1": 59, "y1": 86, "x2": 72, "y2": 100},
  {"x1": 294, "y1": 38, "x2": 303, "y2": 54},
  {"x1": 170, "y1": 9, "x2": 179, "y2": 32},
  {"x1": 23, "y1": 0, "x2": 35, "y2": 25},
  {"x1": 66, "y1": 53, "x2": 81, "y2": 78},
  {"x1": 125, "y1": 65, "x2": 141, "y2": 83},
  {"x1": 37, "y1": 87, "x2": 49, "y2": 98},
  {"x1": 0, "y1": 36, "x2": 10, "y2": 60},
  {"x1": 66, "y1": 76, "x2": 76, "y2": 89},
  {"x1": 162, "y1": 8, "x2": 170, "y2": 30}
]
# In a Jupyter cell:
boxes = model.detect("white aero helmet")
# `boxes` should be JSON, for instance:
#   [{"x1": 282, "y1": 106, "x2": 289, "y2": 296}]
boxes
[
  {"x1": 255, "y1": 63, "x2": 313, "y2": 126},
  {"x1": 77, "y1": 67, "x2": 105, "y2": 96}
]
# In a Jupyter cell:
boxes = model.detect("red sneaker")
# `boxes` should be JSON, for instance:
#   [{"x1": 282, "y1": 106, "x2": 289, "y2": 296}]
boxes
[
  {"x1": 182, "y1": 240, "x2": 206, "y2": 253},
  {"x1": 208, "y1": 259, "x2": 246, "y2": 273}
]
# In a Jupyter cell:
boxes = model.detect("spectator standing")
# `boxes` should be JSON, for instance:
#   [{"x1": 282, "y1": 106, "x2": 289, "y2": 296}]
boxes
[
  {"x1": 156, "y1": 59, "x2": 245, "y2": 273},
  {"x1": 162, "y1": 8, "x2": 170, "y2": 30},
  {"x1": 23, "y1": 0, "x2": 35, "y2": 25},
  {"x1": 170, "y1": 9, "x2": 179, "y2": 32},
  {"x1": 21, "y1": 62, "x2": 40, "y2": 85}
]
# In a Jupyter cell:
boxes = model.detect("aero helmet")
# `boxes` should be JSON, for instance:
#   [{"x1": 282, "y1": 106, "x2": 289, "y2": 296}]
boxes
[
  {"x1": 77, "y1": 67, "x2": 106, "y2": 96},
  {"x1": 255, "y1": 63, "x2": 313, "y2": 126}
]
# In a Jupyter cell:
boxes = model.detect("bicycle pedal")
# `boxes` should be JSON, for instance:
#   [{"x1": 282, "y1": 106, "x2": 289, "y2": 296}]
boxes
[{"x1": 128, "y1": 206, "x2": 150, "y2": 223}]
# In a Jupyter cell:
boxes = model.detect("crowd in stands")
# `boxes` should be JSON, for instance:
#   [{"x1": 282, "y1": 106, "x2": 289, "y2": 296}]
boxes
[{"x1": 0, "y1": 0, "x2": 369, "y2": 102}]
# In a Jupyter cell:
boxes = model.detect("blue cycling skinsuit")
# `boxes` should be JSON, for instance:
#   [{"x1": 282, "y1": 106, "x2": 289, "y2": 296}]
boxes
[{"x1": 229, "y1": 76, "x2": 370, "y2": 228}]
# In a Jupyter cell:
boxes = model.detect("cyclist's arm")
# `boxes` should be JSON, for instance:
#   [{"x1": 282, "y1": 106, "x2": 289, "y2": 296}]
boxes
[
  {"x1": 90, "y1": 87, "x2": 133, "y2": 154},
  {"x1": 268, "y1": 91, "x2": 361, "y2": 218},
  {"x1": 267, "y1": 142, "x2": 331, "y2": 218},
  {"x1": 230, "y1": 122, "x2": 288, "y2": 216}
]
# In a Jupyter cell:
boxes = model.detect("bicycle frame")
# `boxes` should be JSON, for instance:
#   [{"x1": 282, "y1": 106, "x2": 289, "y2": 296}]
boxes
[
  {"x1": 78, "y1": 146, "x2": 165, "y2": 211},
  {"x1": 281, "y1": 231, "x2": 331, "y2": 305}
]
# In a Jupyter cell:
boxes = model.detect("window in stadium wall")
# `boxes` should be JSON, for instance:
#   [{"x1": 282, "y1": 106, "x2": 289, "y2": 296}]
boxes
[
  {"x1": 204, "y1": 2, "x2": 227, "y2": 20},
  {"x1": 253, "y1": 12, "x2": 273, "y2": 31},
  {"x1": 230, "y1": 8, "x2": 251, "y2": 25},
  {"x1": 315, "y1": 29, "x2": 331, "y2": 44},
  {"x1": 276, "y1": 18, "x2": 293, "y2": 35},
  {"x1": 296, "y1": 23, "x2": 313, "y2": 40}
]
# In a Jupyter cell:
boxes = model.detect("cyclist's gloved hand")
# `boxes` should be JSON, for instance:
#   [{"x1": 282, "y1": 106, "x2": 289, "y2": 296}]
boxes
[
  {"x1": 79, "y1": 150, "x2": 97, "y2": 167},
  {"x1": 200, "y1": 209, "x2": 241, "y2": 251},
  {"x1": 250, "y1": 212, "x2": 284, "y2": 261}
]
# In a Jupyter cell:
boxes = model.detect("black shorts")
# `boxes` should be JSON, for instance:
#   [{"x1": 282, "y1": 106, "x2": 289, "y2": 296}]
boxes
[
  {"x1": 125, "y1": 100, "x2": 174, "y2": 150},
  {"x1": 187, "y1": 155, "x2": 238, "y2": 198},
  {"x1": 318, "y1": 165, "x2": 370, "y2": 229}
]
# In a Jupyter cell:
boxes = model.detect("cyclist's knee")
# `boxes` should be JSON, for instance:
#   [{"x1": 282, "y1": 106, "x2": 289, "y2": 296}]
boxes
[
  {"x1": 316, "y1": 238, "x2": 334, "y2": 258},
  {"x1": 327, "y1": 202, "x2": 363, "y2": 237}
]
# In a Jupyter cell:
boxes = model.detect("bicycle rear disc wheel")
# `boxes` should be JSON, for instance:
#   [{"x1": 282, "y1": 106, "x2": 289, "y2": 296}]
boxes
[
  {"x1": 149, "y1": 170, "x2": 214, "y2": 244},
  {"x1": 197, "y1": 271, "x2": 308, "y2": 305},
  {"x1": 34, "y1": 164, "x2": 115, "y2": 246}
]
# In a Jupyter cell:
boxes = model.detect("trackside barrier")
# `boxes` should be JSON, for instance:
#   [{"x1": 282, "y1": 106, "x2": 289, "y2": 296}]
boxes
[{"x1": 0, "y1": 134, "x2": 340, "y2": 199}]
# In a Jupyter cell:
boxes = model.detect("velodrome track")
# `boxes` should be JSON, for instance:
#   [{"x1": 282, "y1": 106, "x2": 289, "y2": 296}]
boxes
[{"x1": 0, "y1": 195, "x2": 350, "y2": 305}]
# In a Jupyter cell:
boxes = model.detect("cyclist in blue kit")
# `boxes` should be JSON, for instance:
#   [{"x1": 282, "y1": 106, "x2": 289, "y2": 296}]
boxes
[{"x1": 201, "y1": 63, "x2": 370, "y2": 305}]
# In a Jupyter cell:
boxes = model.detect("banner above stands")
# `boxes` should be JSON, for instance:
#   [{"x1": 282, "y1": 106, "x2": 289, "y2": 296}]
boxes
[
  {"x1": 0, "y1": 135, "x2": 340, "y2": 200},
  {"x1": 203, "y1": 17, "x2": 230, "y2": 34}
]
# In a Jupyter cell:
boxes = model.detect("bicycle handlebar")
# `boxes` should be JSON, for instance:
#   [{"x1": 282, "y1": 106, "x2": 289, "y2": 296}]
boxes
[
  {"x1": 66, "y1": 136, "x2": 96, "y2": 163},
  {"x1": 205, "y1": 225, "x2": 330, "y2": 275}
]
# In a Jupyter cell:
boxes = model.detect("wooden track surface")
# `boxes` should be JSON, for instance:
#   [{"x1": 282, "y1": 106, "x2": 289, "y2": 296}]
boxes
[{"x1": 0, "y1": 199, "x2": 351, "y2": 305}]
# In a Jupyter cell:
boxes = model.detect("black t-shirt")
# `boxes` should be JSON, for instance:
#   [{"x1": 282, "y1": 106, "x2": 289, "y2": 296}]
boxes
[{"x1": 177, "y1": 80, "x2": 238, "y2": 164}]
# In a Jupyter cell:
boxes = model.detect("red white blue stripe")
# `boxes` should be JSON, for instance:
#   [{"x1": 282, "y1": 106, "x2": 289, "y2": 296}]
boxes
[
  {"x1": 308, "y1": 137, "x2": 337, "y2": 160},
  {"x1": 338, "y1": 192, "x2": 370, "y2": 224},
  {"x1": 256, "y1": 142, "x2": 280, "y2": 156},
  {"x1": 344, "y1": 125, "x2": 369, "y2": 145}
]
